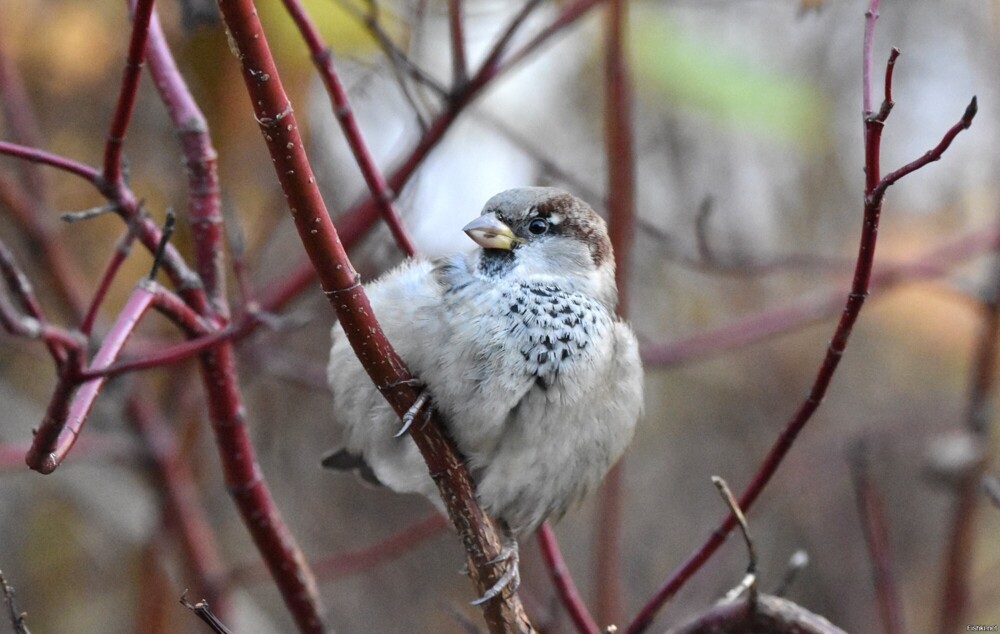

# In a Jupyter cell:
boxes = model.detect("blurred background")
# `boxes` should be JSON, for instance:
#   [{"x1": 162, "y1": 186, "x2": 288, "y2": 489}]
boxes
[{"x1": 1, "y1": 0, "x2": 999, "y2": 632}]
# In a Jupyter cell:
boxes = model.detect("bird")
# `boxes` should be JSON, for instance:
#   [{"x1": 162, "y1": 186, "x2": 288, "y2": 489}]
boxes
[{"x1": 325, "y1": 186, "x2": 644, "y2": 602}]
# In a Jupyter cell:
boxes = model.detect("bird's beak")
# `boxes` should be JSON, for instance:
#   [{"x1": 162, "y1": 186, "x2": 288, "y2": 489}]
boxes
[{"x1": 463, "y1": 213, "x2": 523, "y2": 250}]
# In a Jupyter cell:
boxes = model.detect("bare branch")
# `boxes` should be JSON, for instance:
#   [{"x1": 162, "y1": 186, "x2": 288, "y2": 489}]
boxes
[
  {"x1": 626, "y1": 3, "x2": 974, "y2": 630},
  {"x1": 102, "y1": 0, "x2": 156, "y2": 190},
  {"x1": 537, "y1": 523, "x2": 599, "y2": 634},
  {"x1": 0, "y1": 570, "x2": 31, "y2": 634},
  {"x1": 849, "y1": 443, "x2": 904, "y2": 634}
]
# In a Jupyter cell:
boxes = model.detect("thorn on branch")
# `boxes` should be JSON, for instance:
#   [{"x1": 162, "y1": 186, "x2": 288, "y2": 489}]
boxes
[
  {"x1": 180, "y1": 591, "x2": 233, "y2": 634},
  {"x1": 712, "y1": 476, "x2": 758, "y2": 607},
  {"x1": 149, "y1": 208, "x2": 177, "y2": 281}
]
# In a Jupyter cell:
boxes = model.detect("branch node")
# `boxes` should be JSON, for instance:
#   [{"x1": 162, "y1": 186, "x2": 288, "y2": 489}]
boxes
[{"x1": 254, "y1": 102, "x2": 294, "y2": 128}]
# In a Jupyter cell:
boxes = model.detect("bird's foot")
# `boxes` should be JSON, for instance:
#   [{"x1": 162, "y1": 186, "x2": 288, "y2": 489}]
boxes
[
  {"x1": 470, "y1": 540, "x2": 520, "y2": 605},
  {"x1": 395, "y1": 389, "x2": 430, "y2": 438}
]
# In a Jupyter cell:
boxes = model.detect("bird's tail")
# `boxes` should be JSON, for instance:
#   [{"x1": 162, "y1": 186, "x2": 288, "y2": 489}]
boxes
[{"x1": 320, "y1": 448, "x2": 384, "y2": 487}]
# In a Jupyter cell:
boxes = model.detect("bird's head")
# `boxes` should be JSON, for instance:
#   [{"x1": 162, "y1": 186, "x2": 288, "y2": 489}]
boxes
[{"x1": 463, "y1": 187, "x2": 618, "y2": 311}]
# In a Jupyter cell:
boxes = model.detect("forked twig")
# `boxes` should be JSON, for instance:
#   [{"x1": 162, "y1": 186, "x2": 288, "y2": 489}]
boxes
[{"x1": 625, "y1": 5, "x2": 975, "y2": 631}]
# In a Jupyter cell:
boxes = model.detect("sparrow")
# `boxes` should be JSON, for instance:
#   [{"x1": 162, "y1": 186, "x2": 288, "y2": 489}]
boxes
[{"x1": 325, "y1": 187, "x2": 643, "y2": 602}]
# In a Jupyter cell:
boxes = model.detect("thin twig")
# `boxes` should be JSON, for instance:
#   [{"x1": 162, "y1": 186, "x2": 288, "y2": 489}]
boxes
[
  {"x1": 129, "y1": 397, "x2": 231, "y2": 615},
  {"x1": 247, "y1": 0, "x2": 609, "y2": 319},
  {"x1": 712, "y1": 476, "x2": 757, "y2": 606},
  {"x1": 0, "y1": 237, "x2": 79, "y2": 365},
  {"x1": 640, "y1": 222, "x2": 1000, "y2": 368},
  {"x1": 0, "y1": 172, "x2": 88, "y2": 318},
  {"x1": 231, "y1": 513, "x2": 449, "y2": 585},
  {"x1": 936, "y1": 182, "x2": 999, "y2": 634},
  {"x1": 76, "y1": 323, "x2": 242, "y2": 381},
  {"x1": 180, "y1": 592, "x2": 233, "y2": 634},
  {"x1": 0, "y1": 570, "x2": 31, "y2": 634},
  {"x1": 870, "y1": 97, "x2": 977, "y2": 203},
  {"x1": 595, "y1": 0, "x2": 634, "y2": 624},
  {"x1": 537, "y1": 523, "x2": 600, "y2": 634},
  {"x1": 149, "y1": 208, "x2": 177, "y2": 281},
  {"x1": 59, "y1": 204, "x2": 117, "y2": 223},
  {"x1": 447, "y1": 0, "x2": 468, "y2": 86},
  {"x1": 280, "y1": 0, "x2": 417, "y2": 257},
  {"x1": 102, "y1": 0, "x2": 156, "y2": 189},
  {"x1": 0, "y1": 36, "x2": 47, "y2": 197},
  {"x1": 625, "y1": 6, "x2": 975, "y2": 630},
  {"x1": 81, "y1": 222, "x2": 142, "y2": 336},
  {"x1": 0, "y1": 140, "x2": 100, "y2": 183},
  {"x1": 849, "y1": 443, "x2": 904, "y2": 634},
  {"x1": 145, "y1": 6, "x2": 226, "y2": 314}
]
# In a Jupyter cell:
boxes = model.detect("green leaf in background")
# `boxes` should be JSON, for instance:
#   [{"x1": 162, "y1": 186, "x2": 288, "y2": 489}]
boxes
[
  {"x1": 257, "y1": 0, "x2": 403, "y2": 66},
  {"x1": 631, "y1": 12, "x2": 828, "y2": 149}
]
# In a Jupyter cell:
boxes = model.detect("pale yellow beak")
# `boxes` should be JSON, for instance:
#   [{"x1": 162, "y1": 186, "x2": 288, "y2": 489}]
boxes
[{"x1": 462, "y1": 213, "x2": 523, "y2": 250}]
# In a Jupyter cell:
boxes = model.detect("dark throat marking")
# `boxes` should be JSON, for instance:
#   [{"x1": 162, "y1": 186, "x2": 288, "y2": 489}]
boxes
[{"x1": 478, "y1": 248, "x2": 517, "y2": 278}]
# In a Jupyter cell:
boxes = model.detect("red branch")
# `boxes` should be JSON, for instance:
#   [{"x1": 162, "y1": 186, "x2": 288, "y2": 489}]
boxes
[
  {"x1": 936, "y1": 191, "x2": 999, "y2": 633},
  {"x1": 248, "y1": 0, "x2": 609, "y2": 319},
  {"x1": 593, "y1": 0, "x2": 633, "y2": 626},
  {"x1": 537, "y1": 524, "x2": 599, "y2": 634},
  {"x1": 625, "y1": 8, "x2": 976, "y2": 631},
  {"x1": 640, "y1": 222, "x2": 1000, "y2": 368},
  {"x1": 0, "y1": 140, "x2": 99, "y2": 183},
  {"x1": 145, "y1": 8, "x2": 226, "y2": 314},
  {"x1": 81, "y1": 227, "x2": 139, "y2": 336},
  {"x1": 0, "y1": 170, "x2": 88, "y2": 319},
  {"x1": 0, "y1": 237, "x2": 81, "y2": 363},
  {"x1": 279, "y1": 0, "x2": 416, "y2": 257},
  {"x1": 126, "y1": 395, "x2": 231, "y2": 615},
  {"x1": 0, "y1": 38, "x2": 47, "y2": 195},
  {"x1": 3, "y1": 4, "x2": 323, "y2": 630},
  {"x1": 102, "y1": 0, "x2": 156, "y2": 190},
  {"x1": 231, "y1": 513, "x2": 450, "y2": 585},
  {"x1": 0, "y1": 139, "x2": 208, "y2": 311},
  {"x1": 212, "y1": 0, "x2": 534, "y2": 630},
  {"x1": 850, "y1": 444, "x2": 904, "y2": 634},
  {"x1": 25, "y1": 281, "x2": 205, "y2": 473},
  {"x1": 448, "y1": 0, "x2": 469, "y2": 86}
]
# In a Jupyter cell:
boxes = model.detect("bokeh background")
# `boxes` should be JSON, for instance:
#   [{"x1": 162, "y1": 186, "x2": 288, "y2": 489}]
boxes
[{"x1": 1, "y1": 0, "x2": 999, "y2": 632}]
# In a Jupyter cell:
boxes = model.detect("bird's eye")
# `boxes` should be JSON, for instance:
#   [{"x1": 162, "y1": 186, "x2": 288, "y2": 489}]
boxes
[
  {"x1": 495, "y1": 211, "x2": 505, "y2": 222},
  {"x1": 528, "y1": 218, "x2": 549, "y2": 235}
]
